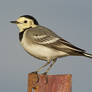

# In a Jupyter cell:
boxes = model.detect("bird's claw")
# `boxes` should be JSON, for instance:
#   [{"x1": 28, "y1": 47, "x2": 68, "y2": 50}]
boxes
[
  {"x1": 42, "y1": 72, "x2": 48, "y2": 84},
  {"x1": 31, "y1": 71, "x2": 39, "y2": 89}
]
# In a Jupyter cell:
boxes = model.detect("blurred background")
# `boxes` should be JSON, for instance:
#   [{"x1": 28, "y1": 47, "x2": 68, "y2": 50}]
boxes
[{"x1": 0, "y1": 0, "x2": 92, "y2": 92}]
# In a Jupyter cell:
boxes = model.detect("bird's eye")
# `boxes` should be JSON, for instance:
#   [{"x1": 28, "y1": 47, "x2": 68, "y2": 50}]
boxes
[{"x1": 24, "y1": 20, "x2": 27, "y2": 23}]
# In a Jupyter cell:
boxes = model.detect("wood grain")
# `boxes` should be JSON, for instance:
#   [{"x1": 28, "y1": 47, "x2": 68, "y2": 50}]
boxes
[{"x1": 27, "y1": 73, "x2": 72, "y2": 92}]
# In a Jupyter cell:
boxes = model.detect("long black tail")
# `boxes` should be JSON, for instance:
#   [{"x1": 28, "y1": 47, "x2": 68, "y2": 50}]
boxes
[{"x1": 83, "y1": 52, "x2": 92, "y2": 58}]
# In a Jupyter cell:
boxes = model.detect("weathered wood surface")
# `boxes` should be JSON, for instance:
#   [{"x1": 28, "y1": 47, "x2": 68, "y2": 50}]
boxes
[{"x1": 27, "y1": 73, "x2": 72, "y2": 92}]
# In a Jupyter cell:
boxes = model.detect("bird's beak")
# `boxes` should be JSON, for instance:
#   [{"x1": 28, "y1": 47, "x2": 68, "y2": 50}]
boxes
[{"x1": 10, "y1": 21, "x2": 20, "y2": 24}]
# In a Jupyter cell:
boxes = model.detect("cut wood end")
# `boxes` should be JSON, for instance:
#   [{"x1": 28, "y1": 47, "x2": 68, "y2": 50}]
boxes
[{"x1": 28, "y1": 73, "x2": 72, "y2": 92}]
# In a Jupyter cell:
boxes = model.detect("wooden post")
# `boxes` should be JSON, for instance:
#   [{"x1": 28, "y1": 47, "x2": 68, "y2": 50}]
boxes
[{"x1": 27, "y1": 73, "x2": 72, "y2": 92}]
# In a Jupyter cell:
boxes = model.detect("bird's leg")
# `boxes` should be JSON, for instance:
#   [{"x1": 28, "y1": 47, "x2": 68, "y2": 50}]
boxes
[
  {"x1": 36, "y1": 62, "x2": 51, "y2": 73},
  {"x1": 43, "y1": 59, "x2": 57, "y2": 74},
  {"x1": 31, "y1": 62, "x2": 50, "y2": 74},
  {"x1": 42, "y1": 59, "x2": 57, "y2": 83},
  {"x1": 31, "y1": 62, "x2": 51, "y2": 87}
]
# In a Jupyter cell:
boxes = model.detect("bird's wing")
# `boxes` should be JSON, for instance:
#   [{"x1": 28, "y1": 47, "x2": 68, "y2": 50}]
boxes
[{"x1": 26, "y1": 26, "x2": 85, "y2": 54}]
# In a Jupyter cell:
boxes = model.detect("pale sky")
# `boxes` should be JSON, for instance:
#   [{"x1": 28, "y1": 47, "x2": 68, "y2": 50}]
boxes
[{"x1": 0, "y1": 0, "x2": 92, "y2": 92}]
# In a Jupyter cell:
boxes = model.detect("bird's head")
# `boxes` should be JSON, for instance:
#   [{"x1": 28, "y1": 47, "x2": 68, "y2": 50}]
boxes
[{"x1": 11, "y1": 15, "x2": 39, "y2": 32}]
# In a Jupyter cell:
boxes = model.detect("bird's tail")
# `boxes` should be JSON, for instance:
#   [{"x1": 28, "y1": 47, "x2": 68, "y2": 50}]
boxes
[{"x1": 83, "y1": 52, "x2": 92, "y2": 58}]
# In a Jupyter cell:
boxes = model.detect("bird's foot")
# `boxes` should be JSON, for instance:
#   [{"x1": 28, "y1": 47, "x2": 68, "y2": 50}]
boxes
[
  {"x1": 30, "y1": 71, "x2": 39, "y2": 89},
  {"x1": 31, "y1": 71, "x2": 38, "y2": 75},
  {"x1": 41, "y1": 72, "x2": 48, "y2": 84}
]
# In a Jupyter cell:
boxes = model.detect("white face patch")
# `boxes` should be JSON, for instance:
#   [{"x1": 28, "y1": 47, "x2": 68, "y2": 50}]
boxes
[{"x1": 16, "y1": 17, "x2": 37, "y2": 32}]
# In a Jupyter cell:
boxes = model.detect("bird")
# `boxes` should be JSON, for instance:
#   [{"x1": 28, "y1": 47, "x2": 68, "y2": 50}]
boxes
[{"x1": 11, "y1": 15, "x2": 92, "y2": 75}]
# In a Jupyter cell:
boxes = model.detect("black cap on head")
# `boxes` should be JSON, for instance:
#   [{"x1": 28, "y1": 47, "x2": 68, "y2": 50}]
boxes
[{"x1": 20, "y1": 15, "x2": 39, "y2": 25}]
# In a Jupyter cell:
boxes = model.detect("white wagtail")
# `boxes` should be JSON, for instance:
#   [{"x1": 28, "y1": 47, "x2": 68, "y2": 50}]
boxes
[{"x1": 11, "y1": 15, "x2": 92, "y2": 74}]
